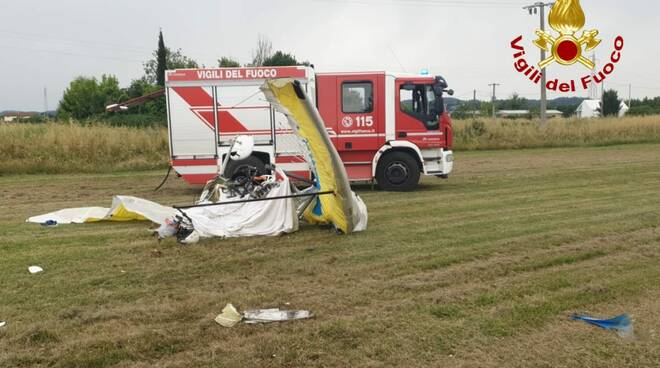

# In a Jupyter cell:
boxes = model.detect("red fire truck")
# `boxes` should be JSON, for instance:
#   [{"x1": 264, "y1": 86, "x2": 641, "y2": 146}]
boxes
[{"x1": 164, "y1": 66, "x2": 454, "y2": 191}]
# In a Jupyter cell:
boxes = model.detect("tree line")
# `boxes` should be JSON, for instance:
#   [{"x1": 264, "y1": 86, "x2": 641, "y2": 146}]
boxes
[
  {"x1": 628, "y1": 97, "x2": 660, "y2": 116},
  {"x1": 56, "y1": 31, "x2": 308, "y2": 125},
  {"x1": 50, "y1": 30, "x2": 660, "y2": 123},
  {"x1": 451, "y1": 90, "x2": 633, "y2": 119}
]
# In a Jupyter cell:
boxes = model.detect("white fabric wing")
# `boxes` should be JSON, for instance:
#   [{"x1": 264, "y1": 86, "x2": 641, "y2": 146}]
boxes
[
  {"x1": 27, "y1": 207, "x2": 113, "y2": 224},
  {"x1": 26, "y1": 196, "x2": 177, "y2": 225},
  {"x1": 27, "y1": 183, "x2": 299, "y2": 239}
]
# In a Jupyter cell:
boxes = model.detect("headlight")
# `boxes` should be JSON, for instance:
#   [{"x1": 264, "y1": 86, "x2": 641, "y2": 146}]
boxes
[{"x1": 445, "y1": 154, "x2": 454, "y2": 163}]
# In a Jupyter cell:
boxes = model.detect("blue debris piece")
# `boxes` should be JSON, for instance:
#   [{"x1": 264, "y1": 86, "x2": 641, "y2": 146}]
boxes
[
  {"x1": 571, "y1": 314, "x2": 633, "y2": 337},
  {"x1": 40, "y1": 220, "x2": 58, "y2": 227}
]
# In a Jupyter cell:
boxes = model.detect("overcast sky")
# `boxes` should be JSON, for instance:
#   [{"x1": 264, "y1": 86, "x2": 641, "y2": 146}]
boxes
[{"x1": 1, "y1": 0, "x2": 658, "y2": 111}]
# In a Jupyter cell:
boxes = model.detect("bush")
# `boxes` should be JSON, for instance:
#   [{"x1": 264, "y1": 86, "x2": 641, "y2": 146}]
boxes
[{"x1": 93, "y1": 113, "x2": 166, "y2": 128}]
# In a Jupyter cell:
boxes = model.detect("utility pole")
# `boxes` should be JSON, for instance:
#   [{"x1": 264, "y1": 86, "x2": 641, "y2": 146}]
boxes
[
  {"x1": 600, "y1": 81, "x2": 605, "y2": 117},
  {"x1": 523, "y1": 2, "x2": 554, "y2": 125},
  {"x1": 43, "y1": 86, "x2": 48, "y2": 113},
  {"x1": 473, "y1": 89, "x2": 477, "y2": 119},
  {"x1": 588, "y1": 53, "x2": 597, "y2": 99},
  {"x1": 489, "y1": 83, "x2": 500, "y2": 119},
  {"x1": 628, "y1": 83, "x2": 632, "y2": 108}
]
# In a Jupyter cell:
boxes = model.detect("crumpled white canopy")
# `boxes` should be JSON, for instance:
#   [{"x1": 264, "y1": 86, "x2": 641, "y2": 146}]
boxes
[
  {"x1": 27, "y1": 196, "x2": 176, "y2": 224},
  {"x1": 27, "y1": 180, "x2": 299, "y2": 239}
]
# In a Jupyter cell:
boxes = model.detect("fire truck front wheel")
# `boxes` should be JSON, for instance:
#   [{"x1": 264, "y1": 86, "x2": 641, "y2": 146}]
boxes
[
  {"x1": 376, "y1": 151, "x2": 420, "y2": 191},
  {"x1": 225, "y1": 156, "x2": 266, "y2": 181}
]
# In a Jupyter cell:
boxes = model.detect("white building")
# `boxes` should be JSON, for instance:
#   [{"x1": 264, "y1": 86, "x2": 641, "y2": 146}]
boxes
[
  {"x1": 1, "y1": 112, "x2": 39, "y2": 122},
  {"x1": 576, "y1": 99, "x2": 629, "y2": 118},
  {"x1": 496, "y1": 109, "x2": 563, "y2": 118},
  {"x1": 497, "y1": 110, "x2": 530, "y2": 118}
]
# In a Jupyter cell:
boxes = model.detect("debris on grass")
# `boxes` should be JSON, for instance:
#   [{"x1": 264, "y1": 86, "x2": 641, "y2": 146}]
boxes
[
  {"x1": 215, "y1": 304, "x2": 242, "y2": 327},
  {"x1": 0, "y1": 321, "x2": 6, "y2": 328},
  {"x1": 243, "y1": 308, "x2": 313, "y2": 324},
  {"x1": 215, "y1": 304, "x2": 313, "y2": 327},
  {"x1": 40, "y1": 220, "x2": 58, "y2": 227},
  {"x1": 571, "y1": 313, "x2": 634, "y2": 338},
  {"x1": 28, "y1": 266, "x2": 43, "y2": 274}
]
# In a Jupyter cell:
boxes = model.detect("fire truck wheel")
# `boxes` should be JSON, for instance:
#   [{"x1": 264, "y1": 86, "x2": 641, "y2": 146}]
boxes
[
  {"x1": 376, "y1": 151, "x2": 420, "y2": 191},
  {"x1": 225, "y1": 156, "x2": 266, "y2": 181}
]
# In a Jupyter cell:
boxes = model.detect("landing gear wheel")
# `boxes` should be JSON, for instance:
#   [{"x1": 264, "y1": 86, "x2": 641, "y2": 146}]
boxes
[
  {"x1": 376, "y1": 152, "x2": 420, "y2": 191},
  {"x1": 225, "y1": 156, "x2": 266, "y2": 181}
]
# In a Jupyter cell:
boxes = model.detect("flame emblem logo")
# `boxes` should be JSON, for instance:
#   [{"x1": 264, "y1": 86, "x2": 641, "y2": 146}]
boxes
[{"x1": 534, "y1": 0, "x2": 601, "y2": 69}]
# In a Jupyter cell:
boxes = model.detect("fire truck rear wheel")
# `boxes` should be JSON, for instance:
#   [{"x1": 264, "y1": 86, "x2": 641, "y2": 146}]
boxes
[
  {"x1": 225, "y1": 156, "x2": 266, "y2": 181},
  {"x1": 376, "y1": 151, "x2": 420, "y2": 191}
]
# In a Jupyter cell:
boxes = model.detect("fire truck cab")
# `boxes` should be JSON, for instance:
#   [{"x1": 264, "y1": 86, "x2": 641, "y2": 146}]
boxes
[{"x1": 165, "y1": 66, "x2": 454, "y2": 191}]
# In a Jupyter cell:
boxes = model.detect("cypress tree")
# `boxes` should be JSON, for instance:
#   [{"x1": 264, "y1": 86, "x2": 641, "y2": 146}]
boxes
[
  {"x1": 601, "y1": 90, "x2": 622, "y2": 117},
  {"x1": 156, "y1": 30, "x2": 167, "y2": 86}
]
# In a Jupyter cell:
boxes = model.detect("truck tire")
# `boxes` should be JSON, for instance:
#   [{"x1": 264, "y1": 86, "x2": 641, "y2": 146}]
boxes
[
  {"x1": 224, "y1": 156, "x2": 266, "y2": 181},
  {"x1": 376, "y1": 151, "x2": 421, "y2": 191}
]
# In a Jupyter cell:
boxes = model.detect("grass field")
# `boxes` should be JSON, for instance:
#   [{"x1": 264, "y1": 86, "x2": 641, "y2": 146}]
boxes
[
  {"x1": 452, "y1": 114, "x2": 660, "y2": 150},
  {"x1": 2, "y1": 115, "x2": 659, "y2": 174},
  {"x1": 1, "y1": 144, "x2": 660, "y2": 367}
]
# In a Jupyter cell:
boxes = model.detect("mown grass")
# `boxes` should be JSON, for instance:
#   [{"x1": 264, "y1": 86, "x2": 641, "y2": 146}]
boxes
[
  {"x1": 1, "y1": 144, "x2": 660, "y2": 367},
  {"x1": 2, "y1": 115, "x2": 660, "y2": 174}
]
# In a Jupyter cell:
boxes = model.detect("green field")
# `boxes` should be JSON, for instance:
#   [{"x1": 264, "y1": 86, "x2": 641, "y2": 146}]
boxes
[{"x1": 1, "y1": 144, "x2": 660, "y2": 367}]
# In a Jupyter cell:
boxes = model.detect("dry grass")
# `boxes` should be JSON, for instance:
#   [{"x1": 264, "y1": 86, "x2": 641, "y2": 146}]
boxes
[
  {"x1": 1, "y1": 144, "x2": 660, "y2": 367},
  {"x1": 1, "y1": 115, "x2": 660, "y2": 175},
  {"x1": 453, "y1": 114, "x2": 660, "y2": 150},
  {"x1": 0, "y1": 122, "x2": 168, "y2": 174}
]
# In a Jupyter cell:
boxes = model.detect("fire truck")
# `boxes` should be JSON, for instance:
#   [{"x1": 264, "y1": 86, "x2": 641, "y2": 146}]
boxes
[{"x1": 163, "y1": 66, "x2": 454, "y2": 191}]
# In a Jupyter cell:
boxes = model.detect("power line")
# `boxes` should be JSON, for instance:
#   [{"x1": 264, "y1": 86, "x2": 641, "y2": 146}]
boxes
[
  {"x1": 387, "y1": 44, "x2": 407, "y2": 72},
  {"x1": 454, "y1": 91, "x2": 474, "y2": 98},
  {"x1": 311, "y1": 0, "x2": 528, "y2": 7},
  {"x1": 0, "y1": 43, "x2": 144, "y2": 63},
  {"x1": 0, "y1": 29, "x2": 222, "y2": 62},
  {"x1": 0, "y1": 29, "x2": 153, "y2": 54},
  {"x1": 608, "y1": 81, "x2": 660, "y2": 91}
]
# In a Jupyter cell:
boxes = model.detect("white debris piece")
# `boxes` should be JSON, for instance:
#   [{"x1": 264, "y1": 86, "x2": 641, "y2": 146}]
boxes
[
  {"x1": 28, "y1": 266, "x2": 43, "y2": 274},
  {"x1": 243, "y1": 308, "x2": 313, "y2": 324}
]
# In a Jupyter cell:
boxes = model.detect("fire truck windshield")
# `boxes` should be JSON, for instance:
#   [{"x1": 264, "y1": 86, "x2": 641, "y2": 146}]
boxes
[{"x1": 400, "y1": 84, "x2": 443, "y2": 130}]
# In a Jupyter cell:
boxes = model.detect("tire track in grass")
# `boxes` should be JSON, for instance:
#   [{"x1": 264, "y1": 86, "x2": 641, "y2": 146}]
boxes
[
  {"x1": 333, "y1": 226, "x2": 660, "y2": 311},
  {"x1": 338, "y1": 189, "x2": 660, "y2": 272}
]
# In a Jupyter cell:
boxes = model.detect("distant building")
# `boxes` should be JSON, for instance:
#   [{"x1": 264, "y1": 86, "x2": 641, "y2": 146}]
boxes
[
  {"x1": 1, "y1": 111, "x2": 39, "y2": 122},
  {"x1": 576, "y1": 100, "x2": 629, "y2": 118},
  {"x1": 546, "y1": 110, "x2": 564, "y2": 118},
  {"x1": 497, "y1": 110, "x2": 531, "y2": 118},
  {"x1": 496, "y1": 110, "x2": 563, "y2": 119}
]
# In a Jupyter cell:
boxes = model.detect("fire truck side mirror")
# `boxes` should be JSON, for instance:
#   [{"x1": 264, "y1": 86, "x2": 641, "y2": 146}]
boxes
[
  {"x1": 434, "y1": 76, "x2": 449, "y2": 89},
  {"x1": 446, "y1": 89, "x2": 454, "y2": 96}
]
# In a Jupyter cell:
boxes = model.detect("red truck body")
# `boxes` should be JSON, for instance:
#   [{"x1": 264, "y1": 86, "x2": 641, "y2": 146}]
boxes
[{"x1": 165, "y1": 66, "x2": 454, "y2": 190}]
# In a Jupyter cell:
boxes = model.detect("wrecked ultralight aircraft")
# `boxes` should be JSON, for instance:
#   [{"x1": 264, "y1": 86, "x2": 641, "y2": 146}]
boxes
[{"x1": 28, "y1": 79, "x2": 368, "y2": 242}]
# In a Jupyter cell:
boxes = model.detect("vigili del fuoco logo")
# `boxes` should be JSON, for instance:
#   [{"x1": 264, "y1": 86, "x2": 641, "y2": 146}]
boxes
[{"x1": 510, "y1": 0, "x2": 624, "y2": 93}]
